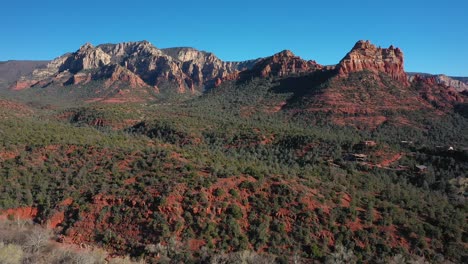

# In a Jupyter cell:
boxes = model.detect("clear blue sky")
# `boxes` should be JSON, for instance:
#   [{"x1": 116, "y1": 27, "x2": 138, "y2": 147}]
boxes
[{"x1": 2, "y1": 0, "x2": 467, "y2": 76}]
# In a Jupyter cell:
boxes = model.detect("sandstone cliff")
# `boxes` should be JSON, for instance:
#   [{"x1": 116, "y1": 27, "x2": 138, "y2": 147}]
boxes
[
  {"x1": 248, "y1": 50, "x2": 322, "y2": 77},
  {"x1": 60, "y1": 43, "x2": 111, "y2": 73},
  {"x1": 69, "y1": 64, "x2": 147, "y2": 88},
  {"x1": 213, "y1": 50, "x2": 323, "y2": 86},
  {"x1": 338, "y1": 40, "x2": 409, "y2": 86}
]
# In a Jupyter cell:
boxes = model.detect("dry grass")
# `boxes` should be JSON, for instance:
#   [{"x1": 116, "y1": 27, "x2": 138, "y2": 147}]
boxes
[{"x1": 0, "y1": 219, "x2": 142, "y2": 264}]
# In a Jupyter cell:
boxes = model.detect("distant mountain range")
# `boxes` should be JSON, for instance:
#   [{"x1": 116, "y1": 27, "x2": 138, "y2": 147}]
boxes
[
  {"x1": 407, "y1": 72, "x2": 468, "y2": 92},
  {"x1": 0, "y1": 40, "x2": 466, "y2": 127},
  {"x1": 1, "y1": 41, "x2": 466, "y2": 95},
  {"x1": 4, "y1": 41, "x2": 260, "y2": 94},
  {"x1": 0, "y1": 60, "x2": 48, "y2": 83}
]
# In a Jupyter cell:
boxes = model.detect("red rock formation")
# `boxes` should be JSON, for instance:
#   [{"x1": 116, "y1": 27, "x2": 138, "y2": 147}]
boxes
[
  {"x1": 249, "y1": 50, "x2": 322, "y2": 78},
  {"x1": 10, "y1": 80, "x2": 40, "y2": 90},
  {"x1": 410, "y1": 74, "x2": 437, "y2": 86},
  {"x1": 435, "y1": 75, "x2": 468, "y2": 92},
  {"x1": 338, "y1": 40, "x2": 409, "y2": 86},
  {"x1": 100, "y1": 65, "x2": 147, "y2": 88},
  {"x1": 72, "y1": 72, "x2": 92, "y2": 85},
  {"x1": 410, "y1": 74, "x2": 465, "y2": 107},
  {"x1": 213, "y1": 50, "x2": 323, "y2": 87}
]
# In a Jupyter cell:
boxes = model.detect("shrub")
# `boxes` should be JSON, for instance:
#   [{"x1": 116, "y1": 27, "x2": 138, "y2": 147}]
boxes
[
  {"x1": 23, "y1": 227, "x2": 51, "y2": 253},
  {"x1": 227, "y1": 204, "x2": 243, "y2": 219},
  {"x1": 49, "y1": 248, "x2": 107, "y2": 264},
  {"x1": 210, "y1": 250, "x2": 276, "y2": 264},
  {"x1": 0, "y1": 242, "x2": 24, "y2": 264},
  {"x1": 229, "y1": 189, "x2": 240, "y2": 199},
  {"x1": 325, "y1": 244, "x2": 357, "y2": 264}
]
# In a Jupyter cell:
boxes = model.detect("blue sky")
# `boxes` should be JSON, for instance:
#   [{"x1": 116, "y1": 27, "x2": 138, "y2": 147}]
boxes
[{"x1": 2, "y1": 0, "x2": 467, "y2": 76}]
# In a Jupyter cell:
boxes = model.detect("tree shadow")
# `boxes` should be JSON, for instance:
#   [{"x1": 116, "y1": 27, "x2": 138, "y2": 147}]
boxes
[
  {"x1": 270, "y1": 69, "x2": 336, "y2": 108},
  {"x1": 454, "y1": 103, "x2": 468, "y2": 118}
]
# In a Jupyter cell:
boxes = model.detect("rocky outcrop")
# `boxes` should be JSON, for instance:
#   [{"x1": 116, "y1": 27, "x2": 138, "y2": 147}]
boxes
[
  {"x1": 338, "y1": 40, "x2": 409, "y2": 86},
  {"x1": 163, "y1": 47, "x2": 253, "y2": 87},
  {"x1": 408, "y1": 74, "x2": 468, "y2": 92},
  {"x1": 31, "y1": 54, "x2": 72, "y2": 80},
  {"x1": 69, "y1": 64, "x2": 147, "y2": 88},
  {"x1": 99, "y1": 41, "x2": 163, "y2": 60},
  {"x1": 97, "y1": 43, "x2": 258, "y2": 92},
  {"x1": 435, "y1": 75, "x2": 468, "y2": 92},
  {"x1": 249, "y1": 50, "x2": 322, "y2": 77},
  {"x1": 70, "y1": 72, "x2": 92, "y2": 85},
  {"x1": 10, "y1": 80, "x2": 40, "y2": 90},
  {"x1": 99, "y1": 65, "x2": 148, "y2": 88},
  {"x1": 212, "y1": 50, "x2": 323, "y2": 86},
  {"x1": 60, "y1": 43, "x2": 111, "y2": 73},
  {"x1": 410, "y1": 74, "x2": 465, "y2": 108}
]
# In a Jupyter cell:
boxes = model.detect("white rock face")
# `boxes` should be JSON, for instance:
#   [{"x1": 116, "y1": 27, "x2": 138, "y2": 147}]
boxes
[
  {"x1": 64, "y1": 43, "x2": 111, "y2": 73},
  {"x1": 13, "y1": 41, "x2": 260, "y2": 94},
  {"x1": 435, "y1": 75, "x2": 468, "y2": 92}
]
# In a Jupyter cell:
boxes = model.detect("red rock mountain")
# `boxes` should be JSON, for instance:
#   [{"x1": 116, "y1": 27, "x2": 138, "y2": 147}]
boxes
[
  {"x1": 8, "y1": 40, "x2": 466, "y2": 108},
  {"x1": 275, "y1": 40, "x2": 467, "y2": 128},
  {"x1": 12, "y1": 41, "x2": 260, "y2": 94},
  {"x1": 409, "y1": 74, "x2": 465, "y2": 108},
  {"x1": 212, "y1": 50, "x2": 323, "y2": 86},
  {"x1": 247, "y1": 50, "x2": 322, "y2": 78},
  {"x1": 338, "y1": 40, "x2": 409, "y2": 86},
  {"x1": 408, "y1": 73, "x2": 468, "y2": 92}
]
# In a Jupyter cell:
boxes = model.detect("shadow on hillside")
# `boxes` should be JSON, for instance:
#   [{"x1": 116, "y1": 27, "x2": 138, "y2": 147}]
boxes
[
  {"x1": 454, "y1": 103, "x2": 468, "y2": 118},
  {"x1": 270, "y1": 69, "x2": 336, "y2": 108}
]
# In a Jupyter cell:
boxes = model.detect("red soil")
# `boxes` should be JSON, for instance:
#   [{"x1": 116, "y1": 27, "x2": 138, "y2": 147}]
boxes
[
  {"x1": 340, "y1": 193, "x2": 352, "y2": 207},
  {"x1": 376, "y1": 153, "x2": 403, "y2": 167},
  {"x1": 0, "y1": 150, "x2": 19, "y2": 160},
  {"x1": 48, "y1": 211, "x2": 65, "y2": 228},
  {"x1": 60, "y1": 198, "x2": 74, "y2": 206},
  {"x1": 0, "y1": 207, "x2": 38, "y2": 220},
  {"x1": 188, "y1": 239, "x2": 206, "y2": 251}
]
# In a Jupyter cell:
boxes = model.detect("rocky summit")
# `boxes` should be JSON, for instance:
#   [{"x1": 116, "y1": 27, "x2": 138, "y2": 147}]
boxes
[
  {"x1": 338, "y1": 40, "x2": 409, "y2": 86},
  {"x1": 246, "y1": 50, "x2": 322, "y2": 78}
]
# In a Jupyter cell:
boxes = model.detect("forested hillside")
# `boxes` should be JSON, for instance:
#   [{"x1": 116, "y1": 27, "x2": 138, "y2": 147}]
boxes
[
  {"x1": 0, "y1": 40, "x2": 466, "y2": 263},
  {"x1": 0, "y1": 79, "x2": 466, "y2": 262}
]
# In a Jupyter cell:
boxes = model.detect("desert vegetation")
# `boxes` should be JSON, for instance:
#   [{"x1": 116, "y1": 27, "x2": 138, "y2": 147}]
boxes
[{"x1": 0, "y1": 70, "x2": 466, "y2": 263}]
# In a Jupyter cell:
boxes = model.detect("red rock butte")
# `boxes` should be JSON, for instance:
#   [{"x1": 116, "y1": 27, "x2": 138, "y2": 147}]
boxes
[
  {"x1": 251, "y1": 50, "x2": 322, "y2": 78},
  {"x1": 338, "y1": 40, "x2": 409, "y2": 86}
]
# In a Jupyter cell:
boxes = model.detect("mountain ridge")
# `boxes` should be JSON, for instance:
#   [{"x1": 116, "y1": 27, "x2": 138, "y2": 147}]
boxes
[
  {"x1": 9, "y1": 41, "x2": 264, "y2": 95},
  {"x1": 0, "y1": 60, "x2": 48, "y2": 84},
  {"x1": 3, "y1": 40, "x2": 467, "y2": 112}
]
